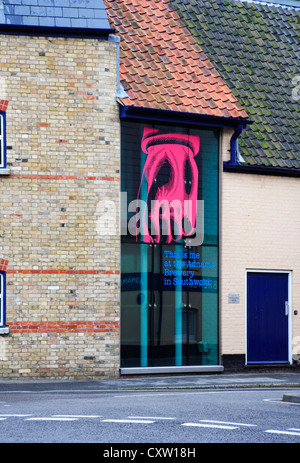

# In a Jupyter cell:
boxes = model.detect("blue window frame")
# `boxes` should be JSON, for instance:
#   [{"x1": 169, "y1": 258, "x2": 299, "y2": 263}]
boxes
[
  {"x1": 0, "y1": 112, "x2": 6, "y2": 168},
  {"x1": 0, "y1": 272, "x2": 6, "y2": 328}
]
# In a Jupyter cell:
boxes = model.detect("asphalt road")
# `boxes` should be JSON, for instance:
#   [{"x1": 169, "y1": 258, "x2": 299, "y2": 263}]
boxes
[{"x1": 0, "y1": 372, "x2": 299, "y2": 447}]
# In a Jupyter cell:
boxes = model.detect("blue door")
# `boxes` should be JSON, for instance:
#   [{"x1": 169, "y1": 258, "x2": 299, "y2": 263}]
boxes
[{"x1": 247, "y1": 272, "x2": 290, "y2": 364}]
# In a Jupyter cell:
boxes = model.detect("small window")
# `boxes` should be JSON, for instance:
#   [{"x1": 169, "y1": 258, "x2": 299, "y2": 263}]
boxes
[
  {"x1": 0, "y1": 112, "x2": 6, "y2": 168},
  {"x1": 0, "y1": 272, "x2": 6, "y2": 328}
]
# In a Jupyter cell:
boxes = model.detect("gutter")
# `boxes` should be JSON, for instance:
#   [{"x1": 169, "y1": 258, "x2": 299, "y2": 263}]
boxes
[
  {"x1": 223, "y1": 163, "x2": 300, "y2": 177},
  {"x1": 119, "y1": 105, "x2": 300, "y2": 178},
  {"x1": 0, "y1": 24, "x2": 115, "y2": 39},
  {"x1": 119, "y1": 105, "x2": 253, "y2": 129}
]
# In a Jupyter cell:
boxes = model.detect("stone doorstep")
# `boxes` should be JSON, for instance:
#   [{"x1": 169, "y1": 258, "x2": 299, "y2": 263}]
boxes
[{"x1": 282, "y1": 393, "x2": 300, "y2": 404}]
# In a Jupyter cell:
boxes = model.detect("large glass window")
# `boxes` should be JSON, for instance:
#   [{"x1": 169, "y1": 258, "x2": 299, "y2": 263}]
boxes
[{"x1": 121, "y1": 121, "x2": 219, "y2": 369}]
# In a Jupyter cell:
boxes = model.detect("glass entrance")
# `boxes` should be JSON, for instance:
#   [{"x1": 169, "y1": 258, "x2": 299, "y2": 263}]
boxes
[{"x1": 121, "y1": 121, "x2": 219, "y2": 369}]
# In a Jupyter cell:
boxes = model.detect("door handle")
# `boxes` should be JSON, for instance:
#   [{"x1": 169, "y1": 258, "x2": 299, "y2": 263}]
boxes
[{"x1": 285, "y1": 301, "x2": 289, "y2": 316}]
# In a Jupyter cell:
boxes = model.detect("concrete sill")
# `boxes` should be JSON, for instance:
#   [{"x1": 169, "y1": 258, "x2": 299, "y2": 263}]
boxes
[
  {"x1": 0, "y1": 169, "x2": 11, "y2": 175},
  {"x1": 120, "y1": 365, "x2": 224, "y2": 375},
  {"x1": 0, "y1": 327, "x2": 9, "y2": 335}
]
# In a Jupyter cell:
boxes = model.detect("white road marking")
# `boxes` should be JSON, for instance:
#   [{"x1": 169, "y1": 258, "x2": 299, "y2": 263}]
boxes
[
  {"x1": 52, "y1": 415, "x2": 101, "y2": 418},
  {"x1": 288, "y1": 428, "x2": 300, "y2": 432},
  {"x1": 200, "y1": 419, "x2": 256, "y2": 427},
  {"x1": 26, "y1": 417, "x2": 78, "y2": 421},
  {"x1": 0, "y1": 414, "x2": 32, "y2": 417},
  {"x1": 128, "y1": 416, "x2": 175, "y2": 420},
  {"x1": 265, "y1": 429, "x2": 300, "y2": 437},
  {"x1": 264, "y1": 398, "x2": 282, "y2": 403},
  {"x1": 102, "y1": 419, "x2": 155, "y2": 424},
  {"x1": 264, "y1": 398, "x2": 300, "y2": 406},
  {"x1": 182, "y1": 422, "x2": 238, "y2": 430}
]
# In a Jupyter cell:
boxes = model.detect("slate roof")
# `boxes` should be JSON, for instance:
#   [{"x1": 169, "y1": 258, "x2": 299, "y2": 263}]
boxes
[
  {"x1": 103, "y1": 0, "x2": 248, "y2": 119},
  {"x1": 0, "y1": 0, "x2": 111, "y2": 31},
  {"x1": 170, "y1": 0, "x2": 300, "y2": 169}
]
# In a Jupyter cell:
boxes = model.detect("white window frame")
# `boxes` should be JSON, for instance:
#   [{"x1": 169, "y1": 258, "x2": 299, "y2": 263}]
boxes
[
  {"x1": 0, "y1": 272, "x2": 8, "y2": 334},
  {"x1": 0, "y1": 113, "x2": 3, "y2": 168},
  {"x1": 0, "y1": 273, "x2": 3, "y2": 327}
]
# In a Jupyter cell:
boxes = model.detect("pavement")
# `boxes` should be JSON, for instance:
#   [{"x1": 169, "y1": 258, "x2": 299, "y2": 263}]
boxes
[{"x1": 0, "y1": 371, "x2": 300, "y2": 402}]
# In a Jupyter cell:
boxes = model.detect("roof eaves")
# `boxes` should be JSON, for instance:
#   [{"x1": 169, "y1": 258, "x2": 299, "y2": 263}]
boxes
[
  {"x1": 0, "y1": 23, "x2": 114, "y2": 37},
  {"x1": 119, "y1": 104, "x2": 252, "y2": 129}
]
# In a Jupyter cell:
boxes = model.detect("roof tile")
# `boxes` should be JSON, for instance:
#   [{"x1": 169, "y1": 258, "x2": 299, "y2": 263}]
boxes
[
  {"x1": 1, "y1": 0, "x2": 112, "y2": 29},
  {"x1": 170, "y1": 0, "x2": 300, "y2": 169},
  {"x1": 103, "y1": 0, "x2": 248, "y2": 119}
]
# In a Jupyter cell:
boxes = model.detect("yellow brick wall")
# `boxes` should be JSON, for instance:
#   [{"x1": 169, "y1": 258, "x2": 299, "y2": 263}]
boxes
[
  {"x1": 220, "y1": 128, "x2": 300, "y2": 362},
  {"x1": 0, "y1": 34, "x2": 120, "y2": 379}
]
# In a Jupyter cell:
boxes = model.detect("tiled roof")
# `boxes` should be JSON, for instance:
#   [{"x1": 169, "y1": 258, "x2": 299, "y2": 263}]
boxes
[
  {"x1": 171, "y1": 0, "x2": 300, "y2": 169},
  {"x1": 103, "y1": 0, "x2": 248, "y2": 119},
  {"x1": 0, "y1": 0, "x2": 111, "y2": 30}
]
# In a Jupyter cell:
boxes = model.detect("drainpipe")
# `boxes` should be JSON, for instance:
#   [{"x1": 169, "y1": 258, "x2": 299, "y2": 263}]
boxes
[
  {"x1": 108, "y1": 34, "x2": 128, "y2": 99},
  {"x1": 230, "y1": 123, "x2": 245, "y2": 166},
  {"x1": 0, "y1": 1, "x2": 4, "y2": 24}
]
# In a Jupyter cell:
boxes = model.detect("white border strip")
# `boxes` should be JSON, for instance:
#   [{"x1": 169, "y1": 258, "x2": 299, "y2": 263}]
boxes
[{"x1": 120, "y1": 365, "x2": 224, "y2": 375}]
